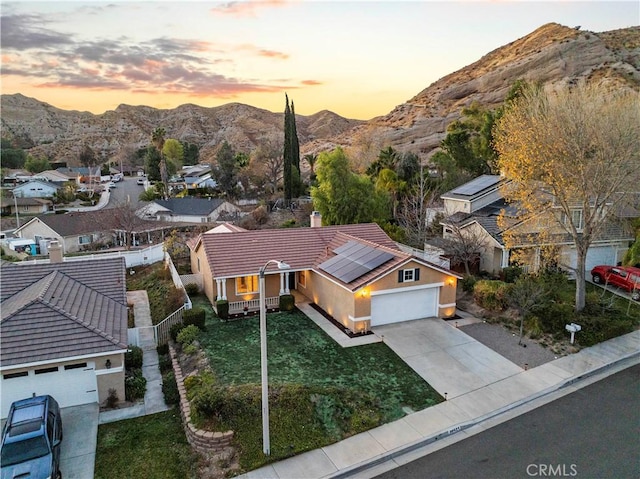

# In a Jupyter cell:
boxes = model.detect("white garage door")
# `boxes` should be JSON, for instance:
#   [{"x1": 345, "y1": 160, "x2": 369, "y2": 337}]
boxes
[
  {"x1": 371, "y1": 287, "x2": 438, "y2": 326},
  {"x1": 567, "y1": 246, "x2": 617, "y2": 273},
  {"x1": 1, "y1": 361, "x2": 98, "y2": 418}
]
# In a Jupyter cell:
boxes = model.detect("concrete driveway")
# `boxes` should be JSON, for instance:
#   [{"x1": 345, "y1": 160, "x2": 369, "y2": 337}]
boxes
[
  {"x1": 373, "y1": 318, "x2": 523, "y2": 399},
  {"x1": 60, "y1": 403, "x2": 99, "y2": 479}
]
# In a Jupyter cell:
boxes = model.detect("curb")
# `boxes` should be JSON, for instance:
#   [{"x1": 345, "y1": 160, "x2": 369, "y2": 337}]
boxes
[{"x1": 325, "y1": 350, "x2": 640, "y2": 479}]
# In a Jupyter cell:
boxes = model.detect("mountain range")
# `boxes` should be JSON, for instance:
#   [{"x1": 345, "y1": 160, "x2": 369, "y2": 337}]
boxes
[{"x1": 1, "y1": 23, "x2": 638, "y2": 167}]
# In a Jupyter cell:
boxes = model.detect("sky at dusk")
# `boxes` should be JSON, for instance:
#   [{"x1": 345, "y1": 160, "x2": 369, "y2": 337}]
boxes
[{"x1": 1, "y1": 1, "x2": 638, "y2": 120}]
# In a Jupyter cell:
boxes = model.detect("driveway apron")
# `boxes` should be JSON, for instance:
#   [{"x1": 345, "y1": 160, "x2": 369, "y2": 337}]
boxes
[
  {"x1": 59, "y1": 403, "x2": 99, "y2": 479},
  {"x1": 373, "y1": 318, "x2": 523, "y2": 398}
]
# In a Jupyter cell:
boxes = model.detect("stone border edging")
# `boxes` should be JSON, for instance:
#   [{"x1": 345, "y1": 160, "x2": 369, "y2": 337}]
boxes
[
  {"x1": 168, "y1": 343, "x2": 233, "y2": 453},
  {"x1": 326, "y1": 350, "x2": 640, "y2": 479}
]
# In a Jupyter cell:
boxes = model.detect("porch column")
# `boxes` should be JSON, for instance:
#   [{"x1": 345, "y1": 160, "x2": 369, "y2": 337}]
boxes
[
  {"x1": 221, "y1": 279, "x2": 227, "y2": 300},
  {"x1": 279, "y1": 273, "x2": 285, "y2": 295},
  {"x1": 284, "y1": 272, "x2": 290, "y2": 294},
  {"x1": 501, "y1": 248, "x2": 510, "y2": 268}
]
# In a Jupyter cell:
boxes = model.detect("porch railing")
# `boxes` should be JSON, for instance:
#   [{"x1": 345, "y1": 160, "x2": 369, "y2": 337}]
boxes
[{"x1": 228, "y1": 296, "x2": 279, "y2": 314}]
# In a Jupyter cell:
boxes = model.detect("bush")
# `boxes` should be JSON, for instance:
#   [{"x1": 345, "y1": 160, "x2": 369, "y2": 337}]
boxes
[
  {"x1": 183, "y1": 308, "x2": 206, "y2": 330},
  {"x1": 576, "y1": 315, "x2": 636, "y2": 347},
  {"x1": 156, "y1": 343, "x2": 169, "y2": 356},
  {"x1": 176, "y1": 324, "x2": 200, "y2": 346},
  {"x1": 105, "y1": 388, "x2": 119, "y2": 409},
  {"x1": 125, "y1": 346, "x2": 143, "y2": 370},
  {"x1": 169, "y1": 323, "x2": 186, "y2": 341},
  {"x1": 161, "y1": 371, "x2": 180, "y2": 405},
  {"x1": 216, "y1": 300, "x2": 229, "y2": 320},
  {"x1": 501, "y1": 266, "x2": 523, "y2": 283},
  {"x1": 461, "y1": 275, "x2": 477, "y2": 293},
  {"x1": 184, "y1": 283, "x2": 199, "y2": 295},
  {"x1": 125, "y1": 369, "x2": 147, "y2": 401},
  {"x1": 536, "y1": 302, "x2": 575, "y2": 334},
  {"x1": 473, "y1": 280, "x2": 510, "y2": 311},
  {"x1": 158, "y1": 353, "x2": 172, "y2": 373},
  {"x1": 279, "y1": 294, "x2": 295, "y2": 312}
]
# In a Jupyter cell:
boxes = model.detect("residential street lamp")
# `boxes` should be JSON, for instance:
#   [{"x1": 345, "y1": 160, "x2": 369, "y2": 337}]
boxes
[{"x1": 259, "y1": 259, "x2": 290, "y2": 456}]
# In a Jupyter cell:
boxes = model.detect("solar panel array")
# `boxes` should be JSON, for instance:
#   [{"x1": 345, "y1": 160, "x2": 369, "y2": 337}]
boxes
[
  {"x1": 449, "y1": 175, "x2": 500, "y2": 196},
  {"x1": 319, "y1": 240, "x2": 394, "y2": 283}
]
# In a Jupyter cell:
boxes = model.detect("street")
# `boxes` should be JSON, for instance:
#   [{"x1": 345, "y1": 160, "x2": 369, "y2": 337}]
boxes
[
  {"x1": 375, "y1": 364, "x2": 640, "y2": 479},
  {"x1": 106, "y1": 176, "x2": 145, "y2": 209}
]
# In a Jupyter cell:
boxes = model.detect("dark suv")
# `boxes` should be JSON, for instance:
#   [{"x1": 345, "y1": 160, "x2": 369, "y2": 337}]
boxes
[{"x1": 1, "y1": 395, "x2": 63, "y2": 479}]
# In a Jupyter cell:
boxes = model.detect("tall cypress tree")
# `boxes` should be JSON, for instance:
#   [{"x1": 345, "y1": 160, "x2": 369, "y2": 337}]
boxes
[{"x1": 284, "y1": 94, "x2": 293, "y2": 203}]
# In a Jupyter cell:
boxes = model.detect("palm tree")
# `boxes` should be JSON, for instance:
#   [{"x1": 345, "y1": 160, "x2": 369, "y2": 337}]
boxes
[
  {"x1": 151, "y1": 127, "x2": 168, "y2": 199},
  {"x1": 303, "y1": 153, "x2": 317, "y2": 174}
]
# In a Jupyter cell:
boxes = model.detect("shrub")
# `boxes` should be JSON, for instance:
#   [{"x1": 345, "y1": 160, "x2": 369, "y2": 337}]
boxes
[
  {"x1": 125, "y1": 346, "x2": 143, "y2": 370},
  {"x1": 184, "y1": 283, "x2": 199, "y2": 295},
  {"x1": 279, "y1": 294, "x2": 295, "y2": 312},
  {"x1": 183, "y1": 307, "x2": 206, "y2": 330},
  {"x1": 216, "y1": 300, "x2": 229, "y2": 319},
  {"x1": 576, "y1": 315, "x2": 635, "y2": 347},
  {"x1": 169, "y1": 322, "x2": 186, "y2": 341},
  {"x1": 501, "y1": 266, "x2": 523, "y2": 283},
  {"x1": 161, "y1": 371, "x2": 180, "y2": 405},
  {"x1": 158, "y1": 353, "x2": 172, "y2": 373},
  {"x1": 125, "y1": 369, "x2": 147, "y2": 401},
  {"x1": 536, "y1": 302, "x2": 575, "y2": 334},
  {"x1": 156, "y1": 343, "x2": 169, "y2": 356},
  {"x1": 473, "y1": 280, "x2": 510, "y2": 311},
  {"x1": 461, "y1": 275, "x2": 477, "y2": 293},
  {"x1": 105, "y1": 388, "x2": 119, "y2": 409},
  {"x1": 176, "y1": 324, "x2": 200, "y2": 346}
]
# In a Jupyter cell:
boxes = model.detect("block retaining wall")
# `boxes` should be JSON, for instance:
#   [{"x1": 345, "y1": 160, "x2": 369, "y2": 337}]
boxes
[{"x1": 168, "y1": 343, "x2": 233, "y2": 453}]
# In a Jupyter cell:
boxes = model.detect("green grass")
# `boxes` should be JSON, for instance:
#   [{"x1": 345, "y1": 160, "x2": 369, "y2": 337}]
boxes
[
  {"x1": 126, "y1": 263, "x2": 185, "y2": 324},
  {"x1": 94, "y1": 410, "x2": 199, "y2": 479},
  {"x1": 189, "y1": 295, "x2": 442, "y2": 470}
]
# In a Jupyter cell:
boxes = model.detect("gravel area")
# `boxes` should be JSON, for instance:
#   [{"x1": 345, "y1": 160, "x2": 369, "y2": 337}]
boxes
[{"x1": 459, "y1": 321, "x2": 558, "y2": 369}]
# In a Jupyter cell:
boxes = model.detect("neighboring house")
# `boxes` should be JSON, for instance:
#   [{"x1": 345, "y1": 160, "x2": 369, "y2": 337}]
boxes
[
  {"x1": 182, "y1": 164, "x2": 216, "y2": 190},
  {"x1": 190, "y1": 213, "x2": 461, "y2": 333},
  {"x1": 12, "y1": 180, "x2": 61, "y2": 199},
  {"x1": 56, "y1": 166, "x2": 101, "y2": 184},
  {"x1": 14, "y1": 209, "x2": 167, "y2": 253},
  {"x1": 436, "y1": 175, "x2": 635, "y2": 275},
  {"x1": 1, "y1": 197, "x2": 52, "y2": 216},
  {"x1": 0, "y1": 245, "x2": 128, "y2": 418},
  {"x1": 139, "y1": 197, "x2": 240, "y2": 223},
  {"x1": 37, "y1": 169, "x2": 77, "y2": 183}
]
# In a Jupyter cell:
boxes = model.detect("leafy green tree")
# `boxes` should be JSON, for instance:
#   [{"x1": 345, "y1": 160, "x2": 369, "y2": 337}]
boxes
[
  {"x1": 144, "y1": 146, "x2": 161, "y2": 181},
  {"x1": 24, "y1": 155, "x2": 51, "y2": 173},
  {"x1": 163, "y1": 139, "x2": 184, "y2": 172},
  {"x1": 182, "y1": 142, "x2": 200, "y2": 166},
  {"x1": 211, "y1": 141, "x2": 238, "y2": 199},
  {"x1": 0, "y1": 141, "x2": 27, "y2": 169},
  {"x1": 151, "y1": 128, "x2": 168, "y2": 198},
  {"x1": 366, "y1": 146, "x2": 399, "y2": 178},
  {"x1": 311, "y1": 147, "x2": 388, "y2": 225},
  {"x1": 375, "y1": 168, "x2": 405, "y2": 219},
  {"x1": 283, "y1": 94, "x2": 301, "y2": 203}
]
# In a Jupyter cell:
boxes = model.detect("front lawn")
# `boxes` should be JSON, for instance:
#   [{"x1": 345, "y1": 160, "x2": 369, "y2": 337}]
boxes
[
  {"x1": 188, "y1": 296, "x2": 442, "y2": 470},
  {"x1": 95, "y1": 410, "x2": 199, "y2": 479}
]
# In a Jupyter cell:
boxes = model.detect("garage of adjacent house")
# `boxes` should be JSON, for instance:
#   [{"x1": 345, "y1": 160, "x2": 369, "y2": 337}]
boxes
[
  {"x1": 1, "y1": 362, "x2": 99, "y2": 418},
  {"x1": 370, "y1": 286, "x2": 439, "y2": 326}
]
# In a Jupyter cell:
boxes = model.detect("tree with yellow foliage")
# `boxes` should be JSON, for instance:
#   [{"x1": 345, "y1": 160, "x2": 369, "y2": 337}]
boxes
[{"x1": 494, "y1": 83, "x2": 640, "y2": 311}]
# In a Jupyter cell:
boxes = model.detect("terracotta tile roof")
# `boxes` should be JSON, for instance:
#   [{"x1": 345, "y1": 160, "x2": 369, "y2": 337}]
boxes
[
  {"x1": 0, "y1": 257, "x2": 128, "y2": 368},
  {"x1": 198, "y1": 223, "x2": 448, "y2": 291}
]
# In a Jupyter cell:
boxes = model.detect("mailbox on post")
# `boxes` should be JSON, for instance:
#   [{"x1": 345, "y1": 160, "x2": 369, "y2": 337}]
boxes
[{"x1": 565, "y1": 323, "x2": 582, "y2": 344}]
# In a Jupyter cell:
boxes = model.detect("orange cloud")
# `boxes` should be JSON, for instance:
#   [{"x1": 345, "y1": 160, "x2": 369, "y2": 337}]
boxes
[
  {"x1": 210, "y1": 0, "x2": 290, "y2": 17},
  {"x1": 301, "y1": 80, "x2": 322, "y2": 86}
]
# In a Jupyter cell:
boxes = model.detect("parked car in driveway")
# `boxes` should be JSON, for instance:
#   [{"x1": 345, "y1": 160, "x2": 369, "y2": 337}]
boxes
[
  {"x1": 0, "y1": 395, "x2": 63, "y2": 479},
  {"x1": 136, "y1": 178, "x2": 145, "y2": 185},
  {"x1": 591, "y1": 265, "x2": 640, "y2": 300}
]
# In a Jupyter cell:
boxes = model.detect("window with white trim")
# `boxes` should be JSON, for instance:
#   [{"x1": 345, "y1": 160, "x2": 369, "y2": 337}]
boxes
[
  {"x1": 236, "y1": 275, "x2": 258, "y2": 294},
  {"x1": 78, "y1": 234, "x2": 93, "y2": 245},
  {"x1": 398, "y1": 268, "x2": 420, "y2": 283}
]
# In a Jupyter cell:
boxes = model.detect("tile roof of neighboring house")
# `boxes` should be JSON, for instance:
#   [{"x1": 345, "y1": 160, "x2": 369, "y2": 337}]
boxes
[
  {"x1": 17, "y1": 209, "x2": 170, "y2": 237},
  {"x1": 153, "y1": 198, "x2": 228, "y2": 216},
  {"x1": 1, "y1": 197, "x2": 52, "y2": 207},
  {"x1": 0, "y1": 257, "x2": 128, "y2": 367},
  {"x1": 198, "y1": 223, "x2": 456, "y2": 291}
]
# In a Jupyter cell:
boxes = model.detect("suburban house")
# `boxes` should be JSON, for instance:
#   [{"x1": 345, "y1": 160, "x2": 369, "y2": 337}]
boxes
[
  {"x1": 1, "y1": 197, "x2": 52, "y2": 216},
  {"x1": 12, "y1": 180, "x2": 61, "y2": 199},
  {"x1": 37, "y1": 169, "x2": 78, "y2": 183},
  {"x1": 189, "y1": 213, "x2": 461, "y2": 333},
  {"x1": 0, "y1": 244, "x2": 128, "y2": 418},
  {"x1": 436, "y1": 175, "x2": 635, "y2": 275},
  {"x1": 182, "y1": 164, "x2": 216, "y2": 190},
  {"x1": 138, "y1": 197, "x2": 240, "y2": 223},
  {"x1": 14, "y1": 209, "x2": 170, "y2": 253}
]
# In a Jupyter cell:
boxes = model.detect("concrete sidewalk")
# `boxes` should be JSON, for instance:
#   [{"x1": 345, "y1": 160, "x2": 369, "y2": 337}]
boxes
[
  {"x1": 99, "y1": 290, "x2": 170, "y2": 424},
  {"x1": 241, "y1": 328, "x2": 640, "y2": 479}
]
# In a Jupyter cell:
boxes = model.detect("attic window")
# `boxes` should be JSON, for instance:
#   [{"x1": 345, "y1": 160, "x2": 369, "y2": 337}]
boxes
[{"x1": 398, "y1": 268, "x2": 420, "y2": 283}]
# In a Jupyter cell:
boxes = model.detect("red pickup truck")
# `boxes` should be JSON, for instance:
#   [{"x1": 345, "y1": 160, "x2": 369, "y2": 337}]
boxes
[{"x1": 590, "y1": 265, "x2": 640, "y2": 301}]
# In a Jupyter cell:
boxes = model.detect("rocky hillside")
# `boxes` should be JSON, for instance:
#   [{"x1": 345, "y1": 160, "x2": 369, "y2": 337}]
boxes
[
  {"x1": 2, "y1": 23, "x2": 638, "y2": 166},
  {"x1": 0, "y1": 95, "x2": 363, "y2": 165},
  {"x1": 308, "y1": 23, "x2": 640, "y2": 159}
]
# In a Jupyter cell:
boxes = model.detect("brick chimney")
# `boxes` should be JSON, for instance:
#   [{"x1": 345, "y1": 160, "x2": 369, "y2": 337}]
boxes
[
  {"x1": 310, "y1": 211, "x2": 322, "y2": 228},
  {"x1": 48, "y1": 240, "x2": 63, "y2": 263}
]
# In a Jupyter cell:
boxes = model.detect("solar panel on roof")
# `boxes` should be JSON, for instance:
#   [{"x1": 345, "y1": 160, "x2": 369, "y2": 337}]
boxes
[
  {"x1": 319, "y1": 241, "x2": 394, "y2": 283},
  {"x1": 449, "y1": 175, "x2": 500, "y2": 196}
]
